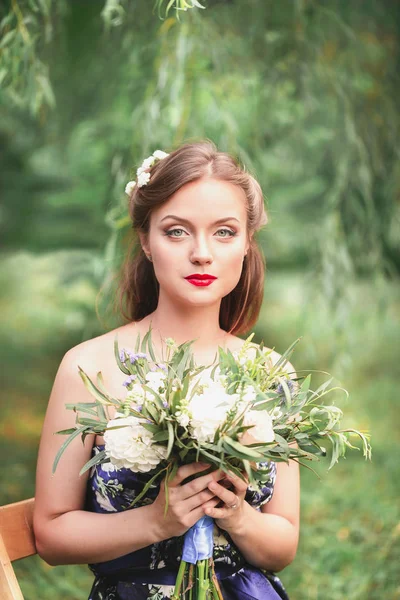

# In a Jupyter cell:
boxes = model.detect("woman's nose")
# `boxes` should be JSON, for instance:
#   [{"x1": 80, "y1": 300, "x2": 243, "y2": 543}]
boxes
[{"x1": 190, "y1": 237, "x2": 213, "y2": 265}]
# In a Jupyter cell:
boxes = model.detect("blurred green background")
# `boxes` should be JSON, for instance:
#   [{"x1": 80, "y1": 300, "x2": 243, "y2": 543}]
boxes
[{"x1": 1, "y1": 1, "x2": 399, "y2": 599}]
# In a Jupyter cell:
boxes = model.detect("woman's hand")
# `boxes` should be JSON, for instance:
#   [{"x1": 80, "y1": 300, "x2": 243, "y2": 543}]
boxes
[
  {"x1": 202, "y1": 471, "x2": 249, "y2": 534},
  {"x1": 151, "y1": 462, "x2": 225, "y2": 541}
]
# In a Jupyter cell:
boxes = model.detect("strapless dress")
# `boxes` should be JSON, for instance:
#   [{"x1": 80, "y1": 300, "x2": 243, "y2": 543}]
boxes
[{"x1": 85, "y1": 444, "x2": 290, "y2": 600}]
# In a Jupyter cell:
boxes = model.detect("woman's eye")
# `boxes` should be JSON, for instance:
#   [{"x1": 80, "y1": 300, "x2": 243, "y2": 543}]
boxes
[
  {"x1": 216, "y1": 228, "x2": 236, "y2": 238},
  {"x1": 165, "y1": 228, "x2": 186, "y2": 237}
]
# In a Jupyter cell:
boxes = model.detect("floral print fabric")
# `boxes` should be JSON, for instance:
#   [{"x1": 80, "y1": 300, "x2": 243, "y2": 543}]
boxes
[{"x1": 86, "y1": 445, "x2": 289, "y2": 600}]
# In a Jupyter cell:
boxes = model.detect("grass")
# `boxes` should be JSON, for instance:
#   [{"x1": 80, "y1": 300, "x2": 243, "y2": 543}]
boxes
[{"x1": 1, "y1": 268, "x2": 399, "y2": 599}]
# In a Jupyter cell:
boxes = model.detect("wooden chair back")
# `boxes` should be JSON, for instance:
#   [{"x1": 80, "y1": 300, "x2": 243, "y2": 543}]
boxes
[{"x1": 0, "y1": 498, "x2": 36, "y2": 600}]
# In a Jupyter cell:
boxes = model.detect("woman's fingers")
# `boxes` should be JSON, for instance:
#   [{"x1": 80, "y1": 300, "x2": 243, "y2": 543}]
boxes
[
  {"x1": 170, "y1": 469, "x2": 225, "y2": 502},
  {"x1": 169, "y1": 462, "x2": 210, "y2": 487},
  {"x1": 188, "y1": 496, "x2": 221, "y2": 526},
  {"x1": 184, "y1": 488, "x2": 216, "y2": 512},
  {"x1": 207, "y1": 480, "x2": 240, "y2": 509}
]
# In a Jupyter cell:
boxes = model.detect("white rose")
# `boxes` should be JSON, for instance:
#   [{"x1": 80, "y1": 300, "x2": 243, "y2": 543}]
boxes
[
  {"x1": 243, "y1": 409, "x2": 275, "y2": 443},
  {"x1": 189, "y1": 381, "x2": 237, "y2": 443},
  {"x1": 125, "y1": 180, "x2": 136, "y2": 196},
  {"x1": 153, "y1": 150, "x2": 169, "y2": 160},
  {"x1": 104, "y1": 416, "x2": 167, "y2": 472}
]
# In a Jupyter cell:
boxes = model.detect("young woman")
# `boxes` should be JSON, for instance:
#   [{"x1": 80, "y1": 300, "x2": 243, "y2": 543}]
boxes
[{"x1": 33, "y1": 140, "x2": 300, "y2": 600}]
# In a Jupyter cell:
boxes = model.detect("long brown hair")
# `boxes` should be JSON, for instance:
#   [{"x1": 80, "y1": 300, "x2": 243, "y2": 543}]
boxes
[{"x1": 117, "y1": 140, "x2": 268, "y2": 335}]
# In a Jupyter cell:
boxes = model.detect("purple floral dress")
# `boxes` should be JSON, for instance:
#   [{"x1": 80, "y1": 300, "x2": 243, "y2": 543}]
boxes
[{"x1": 85, "y1": 445, "x2": 289, "y2": 600}]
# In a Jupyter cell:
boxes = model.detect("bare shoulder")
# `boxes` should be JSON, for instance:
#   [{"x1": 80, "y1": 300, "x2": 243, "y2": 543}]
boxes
[{"x1": 62, "y1": 323, "x2": 133, "y2": 371}]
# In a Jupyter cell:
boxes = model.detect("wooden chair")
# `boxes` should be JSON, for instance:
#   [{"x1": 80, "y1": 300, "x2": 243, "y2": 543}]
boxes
[{"x1": 0, "y1": 498, "x2": 36, "y2": 600}]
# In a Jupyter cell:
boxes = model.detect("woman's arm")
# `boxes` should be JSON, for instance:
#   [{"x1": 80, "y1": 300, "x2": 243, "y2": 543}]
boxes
[
  {"x1": 34, "y1": 345, "x2": 159, "y2": 565},
  {"x1": 206, "y1": 458, "x2": 300, "y2": 572}
]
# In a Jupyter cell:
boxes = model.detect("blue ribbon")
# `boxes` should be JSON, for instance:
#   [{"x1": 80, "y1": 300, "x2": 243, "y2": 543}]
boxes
[{"x1": 182, "y1": 515, "x2": 214, "y2": 564}]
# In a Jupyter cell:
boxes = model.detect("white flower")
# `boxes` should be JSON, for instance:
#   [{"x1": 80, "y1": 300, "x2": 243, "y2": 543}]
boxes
[
  {"x1": 137, "y1": 156, "x2": 156, "y2": 174},
  {"x1": 176, "y1": 412, "x2": 190, "y2": 428},
  {"x1": 241, "y1": 385, "x2": 257, "y2": 403},
  {"x1": 189, "y1": 380, "x2": 237, "y2": 443},
  {"x1": 153, "y1": 150, "x2": 169, "y2": 160},
  {"x1": 270, "y1": 406, "x2": 283, "y2": 421},
  {"x1": 125, "y1": 180, "x2": 136, "y2": 196},
  {"x1": 104, "y1": 416, "x2": 167, "y2": 472},
  {"x1": 145, "y1": 370, "x2": 166, "y2": 391},
  {"x1": 243, "y1": 409, "x2": 275, "y2": 443},
  {"x1": 137, "y1": 171, "x2": 151, "y2": 187}
]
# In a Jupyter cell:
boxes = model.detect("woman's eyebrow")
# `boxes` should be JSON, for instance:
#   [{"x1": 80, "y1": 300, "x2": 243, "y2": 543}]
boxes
[{"x1": 160, "y1": 215, "x2": 240, "y2": 225}]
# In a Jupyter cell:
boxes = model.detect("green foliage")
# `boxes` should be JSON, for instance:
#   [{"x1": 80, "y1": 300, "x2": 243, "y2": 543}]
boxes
[{"x1": 0, "y1": 1, "x2": 399, "y2": 597}]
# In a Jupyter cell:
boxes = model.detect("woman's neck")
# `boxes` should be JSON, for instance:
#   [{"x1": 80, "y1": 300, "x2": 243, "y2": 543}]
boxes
[{"x1": 137, "y1": 300, "x2": 229, "y2": 362}]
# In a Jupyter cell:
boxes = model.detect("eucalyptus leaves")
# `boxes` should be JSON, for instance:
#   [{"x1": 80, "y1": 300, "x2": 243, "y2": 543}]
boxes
[{"x1": 53, "y1": 330, "x2": 371, "y2": 495}]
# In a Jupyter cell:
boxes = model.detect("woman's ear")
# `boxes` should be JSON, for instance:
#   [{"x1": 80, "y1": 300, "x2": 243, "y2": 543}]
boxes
[{"x1": 138, "y1": 232, "x2": 150, "y2": 257}]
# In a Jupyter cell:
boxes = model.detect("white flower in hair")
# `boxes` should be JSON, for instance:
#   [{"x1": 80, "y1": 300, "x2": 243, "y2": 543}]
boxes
[
  {"x1": 153, "y1": 150, "x2": 169, "y2": 160},
  {"x1": 137, "y1": 171, "x2": 151, "y2": 187},
  {"x1": 125, "y1": 149, "x2": 169, "y2": 194},
  {"x1": 137, "y1": 156, "x2": 156, "y2": 174},
  {"x1": 125, "y1": 180, "x2": 136, "y2": 196}
]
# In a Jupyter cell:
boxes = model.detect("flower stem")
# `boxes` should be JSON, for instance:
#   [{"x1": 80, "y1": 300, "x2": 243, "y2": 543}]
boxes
[
  {"x1": 210, "y1": 559, "x2": 224, "y2": 600},
  {"x1": 197, "y1": 559, "x2": 210, "y2": 600},
  {"x1": 172, "y1": 559, "x2": 188, "y2": 599}
]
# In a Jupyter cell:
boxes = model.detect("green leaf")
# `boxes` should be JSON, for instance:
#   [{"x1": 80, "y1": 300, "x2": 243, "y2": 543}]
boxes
[
  {"x1": 166, "y1": 420, "x2": 174, "y2": 458},
  {"x1": 142, "y1": 385, "x2": 165, "y2": 409},
  {"x1": 153, "y1": 430, "x2": 170, "y2": 442},
  {"x1": 146, "y1": 327, "x2": 157, "y2": 362},
  {"x1": 134, "y1": 331, "x2": 141, "y2": 353},
  {"x1": 78, "y1": 367, "x2": 116, "y2": 405},
  {"x1": 79, "y1": 450, "x2": 107, "y2": 476},
  {"x1": 143, "y1": 401, "x2": 159, "y2": 423},
  {"x1": 76, "y1": 416, "x2": 107, "y2": 429},
  {"x1": 141, "y1": 422, "x2": 160, "y2": 434},
  {"x1": 96, "y1": 373, "x2": 112, "y2": 420},
  {"x1": 141, "y1": 328, "x2": 151, "y2": 355},
  {"x1": 222, "y1": 437, "x2": 264, "y2": 460},
  {"x1": 129, "y1": 468, "x2": 165, "y2": 508},
  {"x1": 52, "y1": 426, "x2": 90, "y2": 474},
  {"x1": 114, "y1": 336, "x2": 130, "y2": 375},
  {"x1": 65, "y1": 402, "x2": 98, "y2": 416},
  {"x1": 55, "y1": 428, "x2": 78, "y2": 435}
]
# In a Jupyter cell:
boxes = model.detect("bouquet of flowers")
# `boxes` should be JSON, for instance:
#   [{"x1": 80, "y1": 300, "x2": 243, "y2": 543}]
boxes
[{"x1": 53, "y1": 331, "x2": 371, "y2": 600}]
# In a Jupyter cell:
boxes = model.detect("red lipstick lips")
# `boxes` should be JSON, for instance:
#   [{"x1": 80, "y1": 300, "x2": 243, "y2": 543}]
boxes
[{"x1": 184, "y1": 274, "x2": 217, "y2": 287}]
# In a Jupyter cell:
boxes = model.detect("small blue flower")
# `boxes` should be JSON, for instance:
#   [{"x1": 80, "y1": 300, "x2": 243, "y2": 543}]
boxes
[
  {"x1": 276, "y1": 379, "x2": 295, "y2": 396},
  {"x1": 128, "y1": 352, "x2": 148, "y2": 364},
  {"x1": 119, "y1": 350, "x2": 126, "y2": 362},
  {"x1": 122, "y1": 374, "x2": 137, "y2": 387},
  {"x1": 163, "y1": 401, "x2": 168, "y2": 408}
]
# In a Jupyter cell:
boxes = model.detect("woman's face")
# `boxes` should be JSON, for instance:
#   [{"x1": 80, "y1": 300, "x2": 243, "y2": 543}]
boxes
[{"x1": 142, "y1": 177, "x2": 250, "y2": 309}]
